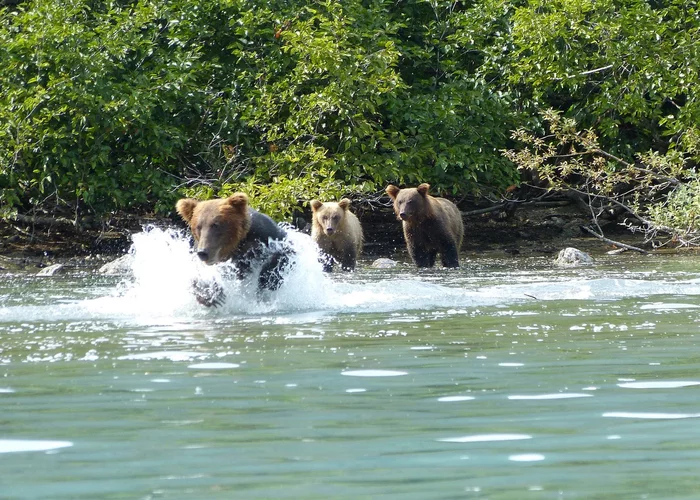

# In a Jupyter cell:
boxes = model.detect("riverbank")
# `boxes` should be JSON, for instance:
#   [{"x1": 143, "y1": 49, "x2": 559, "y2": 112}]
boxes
[{"x1": 0, "y1": 198, "x2": 656, "y2": 272}]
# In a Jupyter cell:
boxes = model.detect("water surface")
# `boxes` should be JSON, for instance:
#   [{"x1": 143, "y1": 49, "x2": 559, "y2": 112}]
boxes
[{"x1": 2, "y1": 228, "x2": 700, "y2": 498}]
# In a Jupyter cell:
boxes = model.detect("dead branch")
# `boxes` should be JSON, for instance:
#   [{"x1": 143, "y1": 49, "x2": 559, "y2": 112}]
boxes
[{"x1": 581, "y1": 225, "x2": 649, "y2": 254}]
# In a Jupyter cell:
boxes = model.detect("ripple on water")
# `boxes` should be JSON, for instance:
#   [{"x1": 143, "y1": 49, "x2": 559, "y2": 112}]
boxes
[
  {"x1": 639, "y1": 302, "x2": 700, "y2": 311},
  {"x1": 508, "y1": 393, "x2": 593, "y2": 400},
  {"x1": 603, "y1": 412, "x2": 700, "y2": 419},
  {"x1": 438, "y1": 396, "x2": 476, "y2": 402},
  {"x1": 187, "y1": 363, "x2": 240, "y2": 369},
  {"x1": 118, "y1": 351, "x2": 207, "y2": 361},
  {"x1": 617, "y1": 381, "x2": 700, "y2": 389},
  {"x1": 438, "y1": 434, "x2": 532, "y2": 443},
  {"x1": 0, "y1": 440, "x2": 73, "y2": 453},
  {"x1": 509, "y1": 453, "x2": 545, "y2": 462},
  {"x1": 341, "y1": 370, "x2": 408, "y2": 377}
]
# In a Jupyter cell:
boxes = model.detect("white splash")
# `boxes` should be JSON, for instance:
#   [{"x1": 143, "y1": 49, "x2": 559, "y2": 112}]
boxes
[{"x1": 4, "y1": 227, "x2": 700, "y2": 323}]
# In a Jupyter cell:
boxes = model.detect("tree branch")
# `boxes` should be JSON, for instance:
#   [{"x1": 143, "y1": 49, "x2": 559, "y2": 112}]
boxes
[{"x1": 581, "y1": 225, "x2": 649, "y2": 254}]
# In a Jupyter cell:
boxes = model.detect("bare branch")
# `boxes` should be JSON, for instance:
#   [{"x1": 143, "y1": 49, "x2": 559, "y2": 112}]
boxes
[{"x1": 580, "y1": 225, "x2": 649, "y2": 254}]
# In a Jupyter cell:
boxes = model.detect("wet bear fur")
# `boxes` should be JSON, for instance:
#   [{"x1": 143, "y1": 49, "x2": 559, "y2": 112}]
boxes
[
  {"x1": 385, "y1": 183, "x2": 464, "y2": 268},
  {"x1": 310, "y1": 198, "x2": 363, "y2": 272},
  {"x1": 176, "y1": 193, "x2": 293, "y2": 305}
]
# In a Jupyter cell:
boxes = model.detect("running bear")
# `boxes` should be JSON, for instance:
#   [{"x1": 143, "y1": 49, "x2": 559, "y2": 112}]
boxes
[
  {"x1": 310, "y1": 198, "x2": 363, "y2": 271},
  {"x1": 385, "y1": 183, "x2": 463, "y2": 268},
  {"x1": 176, "y1": 193, "x2": 293, "y2": 305}
]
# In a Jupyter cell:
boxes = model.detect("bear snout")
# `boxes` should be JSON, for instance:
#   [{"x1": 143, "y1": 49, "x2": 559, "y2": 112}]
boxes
[
  {"x1": 399, "y1": 212, "x2": 409, "y2": 220},
  {"x1": 197, "y1": 249, "x2": 210, "y2": 262},
  {"x1": 325, "y1": 227, "x2": 335, "y2": 235}
]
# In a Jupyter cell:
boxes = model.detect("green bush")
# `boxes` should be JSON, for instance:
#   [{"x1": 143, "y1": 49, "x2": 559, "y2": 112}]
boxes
[
  {"x1": 0, "y1": 0, "x2": 522, "y2": 222},
  {"x1": 3, "y1": 0, "x2": 698, "y2": 230}
]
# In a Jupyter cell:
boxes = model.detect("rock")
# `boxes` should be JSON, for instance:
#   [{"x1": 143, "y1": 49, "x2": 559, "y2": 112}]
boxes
[
  {"x1": 371, "y1": 258, "x2": 398, "y2": 269},
  {"x1": 554, "y1": 247, "x2": 593, "y2": 267},
  {"x1": 36, "y1": 263, "x2": 65, "y2": 276},
  {"x1": 98, "y1": 254, "x2": 134, "y2": 275}
]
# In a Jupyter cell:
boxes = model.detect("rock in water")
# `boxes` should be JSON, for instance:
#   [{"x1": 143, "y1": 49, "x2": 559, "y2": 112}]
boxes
[
  {"x1": 98, "y1": 254, "x2": 134, "y2": 275},
  {"x1": 37, "y1": 263, "x2": 64, "y2": 276},
  {"x1": 554, "y1": 247, "x2": 593, "y2": 267},
  {"x1": 371, "y1": 258, "x2": 398, "y2": 269}
]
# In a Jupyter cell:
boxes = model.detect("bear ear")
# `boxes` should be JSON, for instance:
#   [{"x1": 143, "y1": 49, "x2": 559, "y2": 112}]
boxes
[
  {"x1": 338, "y1": 198, "x2": 351, "y2": 210},
  {"x1": 417, "y1": 183, "x2": 430, "y2": 196},
  {"x1": 176, "y1": 198, "x2": 198, "y2": 223},
  {"x1": 227, "y1": 192, "x2": 248, "y2": 209},
  {"x1": 386, "y1": 185, "x2": 400, "y2": 200},
  {"x1": 310, "y1": 200, "x2": 323, "y2": 212}
]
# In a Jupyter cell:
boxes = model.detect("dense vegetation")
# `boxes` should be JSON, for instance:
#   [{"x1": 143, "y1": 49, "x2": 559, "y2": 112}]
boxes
[{"x1": 1, "y1": 0, "x2": 698, "y2": 245}]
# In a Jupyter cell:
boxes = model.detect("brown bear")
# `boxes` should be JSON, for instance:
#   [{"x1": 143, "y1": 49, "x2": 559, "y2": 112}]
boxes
[
  {"x1": 385, "y1": 183, "x2": 464, "y2": 268},
  {"x1": 310, "y1": 198, "x2": 363, "y2": 272},
  {"x1": 176, "y1": 193, "x2": 293, "y2": 306}
]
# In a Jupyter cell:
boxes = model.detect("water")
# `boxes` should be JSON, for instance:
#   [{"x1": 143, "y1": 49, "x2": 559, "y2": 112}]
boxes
[{"x1": 2, "y1": 227, "x2": 700, "y2": 498}]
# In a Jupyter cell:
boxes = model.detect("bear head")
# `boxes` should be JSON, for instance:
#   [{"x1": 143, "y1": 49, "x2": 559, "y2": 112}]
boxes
[
  {"x1": 310, "y1": 198, "x2": 351, "y2": 236},
  {"x1": 385, "y1": 183, "x2": 431, "y2": 221},
  {"x1": 176, "y1": 193, "x2": 251, "y2": 265}
]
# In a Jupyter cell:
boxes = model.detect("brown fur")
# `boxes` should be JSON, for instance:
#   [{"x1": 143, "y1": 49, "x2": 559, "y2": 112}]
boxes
[
  {"x1": 310, "y1": 198, "x2": 363, "y2": 271},
  {"x1": 176, "y1": 193, "x2": 251, "y2": 265},
  {"x1": 176, "y1": 193, "x2": 294, "y2": 305},
  {"x1": 385, "y1": 183, "x2": 463, "y2": 268}
]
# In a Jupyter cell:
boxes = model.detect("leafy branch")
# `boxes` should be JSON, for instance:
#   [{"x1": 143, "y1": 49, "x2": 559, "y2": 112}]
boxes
[{"x1": 503, "y1": 109, "x2": 700, "y2": 247}]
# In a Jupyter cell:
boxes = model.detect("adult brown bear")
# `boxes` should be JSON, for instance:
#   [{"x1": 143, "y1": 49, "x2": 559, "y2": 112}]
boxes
[
  {"x1": 176, "y1": 193, "x2": 293, "y2": 305},
  {"x1": 309, "y1": 198, "x2": 363, "y2": 272},
  {"x1": 385, "y1": 183, "x2": 464, "y2": 268}
]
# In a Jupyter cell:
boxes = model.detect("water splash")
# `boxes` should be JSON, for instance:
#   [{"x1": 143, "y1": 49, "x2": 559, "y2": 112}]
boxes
[{"x1": 3, "y1": 227, "x2": 700, "y2": 323}]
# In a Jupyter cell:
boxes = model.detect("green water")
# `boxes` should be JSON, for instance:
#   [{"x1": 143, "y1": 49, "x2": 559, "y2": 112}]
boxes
[{"x1": 2, "y1": 234, "x2": 700, "y2": 498}]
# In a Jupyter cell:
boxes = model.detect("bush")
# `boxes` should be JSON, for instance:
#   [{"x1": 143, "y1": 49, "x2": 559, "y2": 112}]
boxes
[{"x1": 0, "y1": 0, "x2": 522, "y2": 222}]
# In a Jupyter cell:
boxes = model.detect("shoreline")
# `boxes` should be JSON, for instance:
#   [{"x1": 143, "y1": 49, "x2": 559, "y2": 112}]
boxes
[{"x1": 0, "y1": 201, "x2": 668, "y2": 272}]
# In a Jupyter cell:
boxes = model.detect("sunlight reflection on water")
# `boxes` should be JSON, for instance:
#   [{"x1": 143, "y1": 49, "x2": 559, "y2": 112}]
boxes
[{"x1": 4, "y1": 232, "x2": 700, "y2": 498}]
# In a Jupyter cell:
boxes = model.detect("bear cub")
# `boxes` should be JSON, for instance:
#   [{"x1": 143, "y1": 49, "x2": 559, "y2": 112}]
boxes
[
  {"x1": 310, "y1": 198, "x2": 363, "y2": 272},
  {"x1": 176, "y1": 193, "x2": 293, "y2": 306},
  {"x1": 385, "y1": 183, "x2": 464, "y2": 268}
]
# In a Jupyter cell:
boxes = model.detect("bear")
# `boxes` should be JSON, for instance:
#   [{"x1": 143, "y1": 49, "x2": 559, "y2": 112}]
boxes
[
  {"x1": 385, "y1": 183, "x2": 464, "y2": 268},
  {"x1": 309, "y1": 198, "x2": 363, "y2": 272},
  {"x1": 175, "y1": 193, "x2": 293, "y2": 306}
]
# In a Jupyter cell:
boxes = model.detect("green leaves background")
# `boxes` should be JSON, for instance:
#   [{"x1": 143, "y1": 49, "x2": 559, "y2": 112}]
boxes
[{"x1": 1, "y1": 0, "x2": 698, "y2": 223}]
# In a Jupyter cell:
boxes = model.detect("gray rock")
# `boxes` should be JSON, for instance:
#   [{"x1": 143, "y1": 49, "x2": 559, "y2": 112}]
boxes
[
  {"x1": 371, "y1": 258, "x2": 398, "y2": 269},
  {"x1": 554, "y1": 247, "x2": 593, "y2": 267},
  {"x1": 37, "y1": 263, "x2": 65, "y2": 276},
  {"x1": 98, "y1": 254, "x2": 134, "y2": 275}
]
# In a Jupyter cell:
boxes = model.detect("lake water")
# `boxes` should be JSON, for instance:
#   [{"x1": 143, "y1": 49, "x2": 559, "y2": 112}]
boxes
[{"x1": 2, "y1": 227, "x2": 700, "y2": 499}]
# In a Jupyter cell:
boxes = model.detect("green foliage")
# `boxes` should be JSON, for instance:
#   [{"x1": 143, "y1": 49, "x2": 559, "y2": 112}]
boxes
[
  {"x1": 0, "y1": 0, "x2": 210, "y2": 214},
  {"x1": 645, "y1": 177, "x2": 700, "y2": 246},
  {"x1": 2, "y1": 0, "x2": 699, "y2": 237},
  {"x1": 0, "y1": 0, "x2": 522, "y2": 220},
  {"x1": 506, "y1": 0, "x2": 700, "y2": 157}
]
